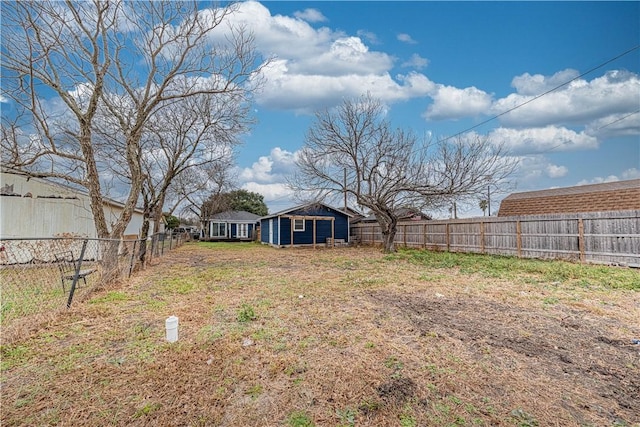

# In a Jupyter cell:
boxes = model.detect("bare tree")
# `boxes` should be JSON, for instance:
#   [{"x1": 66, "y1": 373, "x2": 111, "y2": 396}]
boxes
[
  {"x1": 292, "y1": 94, "x2": 516, "y2": 253},
  {"x1": 96, "y1": 87, "x2": 250, "y2": 262},
  {"x1": 1, "y1": 0, "x2": 264, "y2": 245},
  {"x1": 2, "y1": 1, "x2": 266, "y2": 281},
  {"x1": 170, "y1": 159, "x2": 236, "y2": 222}
]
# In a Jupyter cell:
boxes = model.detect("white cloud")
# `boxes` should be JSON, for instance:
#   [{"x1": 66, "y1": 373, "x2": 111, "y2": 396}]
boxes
[
  {"x1": 397, "y1": 33, "x2": 417, "y2": 44},
  {"x1": 357, "y1": 30, "x2": 379, "y2": 45},
  {"x1": 585, "y1": 111, "x2": 640, "y2": 138},
  {"x1": 493, "y1": 69, "x2": 640, "y2": 128},
  {"x1": 511, "y1": 69, "x2": 580, "y2": 96},
  {"x1": 576, "y1": 175, "x2": 621, "y2": 185},
  {"x1": 206, "y1": 2, "x2": 440, "y2": 112},
  {"x1": 291, "y1": 36, "x2": 392, "y2": 76},
  {"x1": 622, "y1": 168, "x2": 640, "y2": 180},
  {"x1": 488, "y1": 126, "x2": 599, "y2": 155},
  {"x1": 242, "y1": 181, "x2": 293, "y2": 202},
  {"x1": 579, "y1": 168, "x2": 640, "y2": 185},
  {"x1": 239, "y1": 147, "x2": 298, "y2": 183},
  {"x1": 239, "y1": 155, "x2": 274, "y2": 182},
  {"x1": 238, "y1": 146, "x2": 306, "y2": 209},
  {"x1": 545, "y1": 164, "x2": 568, "y2": 178},
  {"x1": 424, "y1": 85, "x2": 493, "y2": 120},
  {"x1": 293, "y1": 8, "x2": 327, "y2": 23},
  {"x1": 513, "y1": 155, "x2": 572, "y2": 185},
  {"x1": 258, "y1": 62, "x2": 434, "y2": 112},
  {"x1": 401, "y1": 54, "x2": 429, "y2": 70},
  {"x1": 213, "y1": 1, "x2": 336, "y2": 60}
]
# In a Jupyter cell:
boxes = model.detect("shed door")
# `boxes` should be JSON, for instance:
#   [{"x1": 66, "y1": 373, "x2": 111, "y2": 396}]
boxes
[{"x1": 269, "y1": 219, "x2": 274, "y2": 244}]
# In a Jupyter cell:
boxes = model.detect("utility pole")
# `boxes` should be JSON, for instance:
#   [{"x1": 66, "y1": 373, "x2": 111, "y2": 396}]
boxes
[{"x1": 487, "y1": 185, "x2": 491, "y2": 216}]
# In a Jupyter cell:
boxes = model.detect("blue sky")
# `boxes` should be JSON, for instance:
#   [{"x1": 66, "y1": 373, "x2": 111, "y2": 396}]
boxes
[{"x1": 225, "y1": 1, "x2": 639, "y2": 216}]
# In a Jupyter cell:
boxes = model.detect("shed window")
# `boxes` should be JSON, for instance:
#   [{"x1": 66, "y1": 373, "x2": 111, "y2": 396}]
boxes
[{"x1": 293, "y1": 218, "x2": 305, "y2": 232}]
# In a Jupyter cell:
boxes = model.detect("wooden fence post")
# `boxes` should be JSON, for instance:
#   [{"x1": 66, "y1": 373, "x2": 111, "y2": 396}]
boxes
[
  {"x1": 404, "y1": 224, "x2": 407, "y2": 247},
  {"x1": 446, "y1": 223, "x2": 450, "y2": 252},
  {"x1": 578, "y1": 218, "x2": 585, "y2": 263},
  {"x1": 480, "y1": 221, "x2": 485, "y2": 254},
  {"x1": 516, "y1": 220, "x2": 522, "y2": 258},
  {"x1": 423, "y1": 223, "x2": 427, "y2": 249}
]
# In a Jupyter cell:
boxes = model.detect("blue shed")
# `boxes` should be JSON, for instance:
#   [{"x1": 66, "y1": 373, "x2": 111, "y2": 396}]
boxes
[
  {"x1": 203, "y1": 210, "x2": 260, "y2": 241},
  {"x1": 259, "y1": 203, "x2": 352, "y2": 248}
]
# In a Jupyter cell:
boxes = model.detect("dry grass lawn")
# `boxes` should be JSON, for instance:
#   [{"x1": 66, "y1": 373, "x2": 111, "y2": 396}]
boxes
[{"x1": 1, "y1": 242, "x2": 639, "y2": 426}]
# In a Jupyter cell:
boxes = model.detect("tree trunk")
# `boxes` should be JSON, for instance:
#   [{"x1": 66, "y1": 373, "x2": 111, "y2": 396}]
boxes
[
  {"x1": 137, "y1": 208, "x2": 151, "y2": 264},
  {"x1": 380, "y1": 219, "x2": 398, "y2": 253},
  {"x1": 381, "y1": 229, "x2": 396, "y2": 253}
]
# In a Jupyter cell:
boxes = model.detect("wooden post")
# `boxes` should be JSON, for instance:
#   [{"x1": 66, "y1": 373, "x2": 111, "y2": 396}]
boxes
[
  {"x1": 480, "y1": 221, "x2": 485, "y2": 254},
  {"x1": 446, "y1": 223, "x2": 450, "y2": 252},
  {"x1": 331, "y1": 217, "x2": 335, "y2": 247},
  {"x1": 578, "y1": 218, "x2": 585, "y2": 263},
  {"x1": 313, "y1": 218, "x2": 317, "y2": 249},
  {"x1": 516, "y1": 220, "x2": 522, "y2": 258},
  {"x1": 403, "y1": 224, "x2": 407, "y2": 248},
  {"x1": 290, "y1": 217, "x2": 294, "y2": 248},
  {"x1": 423, "y1": 223, "x2": 427, "y2": 249}
]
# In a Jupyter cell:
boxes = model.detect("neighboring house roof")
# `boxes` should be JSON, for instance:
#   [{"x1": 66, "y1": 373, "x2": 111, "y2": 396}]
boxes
[
  {"x1": 498, "y1": 179, "x2": 640, "y2": 217},
  {"x1": 340, "y1": 206, "x2": 365, "y2": 220},
  {"x1": 208, "y1": 210, "x2": 261, "y2": 222},
  {"x1": 353, "y1": 207, "x2": 432, "y2": 223},
  {"x1": 260, "y1": 202, "x2": 353, "y2": 220}
]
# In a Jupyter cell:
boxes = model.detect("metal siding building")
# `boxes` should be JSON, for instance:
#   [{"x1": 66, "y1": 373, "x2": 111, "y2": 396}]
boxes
[{"x1": 1, "y1": 169, "x2": 150, "y2": 239}]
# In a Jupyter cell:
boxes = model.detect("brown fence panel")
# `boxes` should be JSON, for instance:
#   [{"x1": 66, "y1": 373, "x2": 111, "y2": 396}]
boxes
[
  {"x1": 483, "y1": 220, "x2": 518, "y2": 256},
  {"x1": 582, "y1": 211, "x2": 640, "y2": 265},
  {"x1": 424, "y1": 223, "x2": 448, "y2": 250},
  {"x1": 351, "y1": 210, "x2": 640, "y2": 267}
]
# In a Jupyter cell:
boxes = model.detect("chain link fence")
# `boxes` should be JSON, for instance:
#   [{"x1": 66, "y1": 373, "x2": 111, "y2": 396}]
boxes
[{"x1": 0, "y1": 233, "x2": 186, "y2": 340}]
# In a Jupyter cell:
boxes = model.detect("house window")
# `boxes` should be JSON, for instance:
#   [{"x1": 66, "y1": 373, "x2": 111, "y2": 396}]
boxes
[
  {"x1": 211, "y1": 222, "x2": 226, "y2": 237},
  {"x1": 237, "y1": 223, "x2": 248, "y2": 238},
  {"x1": 293, "y1": 218, "x2": 305, "y2": 232}
]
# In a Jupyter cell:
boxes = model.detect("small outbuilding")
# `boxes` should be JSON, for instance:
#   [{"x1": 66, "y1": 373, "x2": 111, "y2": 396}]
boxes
[
  {"x1": 202, "y1": 210, "x2": 260, "y2": 241},
  {"x1": 259, "y1": 203, "x2": 352, "y2": 248},
  {"x1": 498, "y1": 179, "x2": 640, "y2": 217}
]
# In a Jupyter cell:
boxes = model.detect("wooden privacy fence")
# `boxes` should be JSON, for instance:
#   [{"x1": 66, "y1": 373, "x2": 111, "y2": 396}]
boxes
[{"x1": 350, "y1": 210, "x2": 640, "y2": 267}]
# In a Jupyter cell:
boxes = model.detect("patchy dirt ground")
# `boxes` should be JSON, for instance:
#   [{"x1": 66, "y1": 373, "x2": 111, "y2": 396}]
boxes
[
  {"x1": 371, "y1": 291, "x2": 639, "y2": 425},
  {"x1": 1, "y1": 243, "x2": 639, "y2": 426}
]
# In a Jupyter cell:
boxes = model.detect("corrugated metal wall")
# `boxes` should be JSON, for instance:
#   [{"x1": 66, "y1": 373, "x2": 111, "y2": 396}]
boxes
[
  {"x1": 351, "y1": 210, "x2": 640, "y2": 267},
  {"x1": 1, "y1": 172, "x2": 149, "y2": 238}
]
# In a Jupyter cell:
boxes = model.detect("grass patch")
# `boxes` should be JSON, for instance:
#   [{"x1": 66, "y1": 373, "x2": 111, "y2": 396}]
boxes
[
  {"x1": 287, "y1": 411, "x2": 314, "y2": 427},
  {"x1": 133, "y1": 402, "x2": 161, "y2": 418},
  {"x1": 0, "y1": 344, "x2": 31, "y2": 371},
  {"x1": 90, "y1": 291, "x2": 129, "y2": 304},
  {"x1": 392, "y1": 248, "x2": 640, "y2": 290},
  {"x1": 237, "y1": 303, "x2": 257, "y2": 322}
]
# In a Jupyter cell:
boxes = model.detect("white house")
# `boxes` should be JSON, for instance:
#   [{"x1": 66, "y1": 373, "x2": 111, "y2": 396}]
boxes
[{"x1": 0, "y1": 168, "x2": 152, "y2": 239}]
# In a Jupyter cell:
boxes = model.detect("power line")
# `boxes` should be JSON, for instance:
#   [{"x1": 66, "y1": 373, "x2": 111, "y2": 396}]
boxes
[
  {"x1": 441, "y1": 44, "x2": 640, "y2": 142},
  {"x1": 595, "y1": 109, "x2": 640, "y2": 131}
]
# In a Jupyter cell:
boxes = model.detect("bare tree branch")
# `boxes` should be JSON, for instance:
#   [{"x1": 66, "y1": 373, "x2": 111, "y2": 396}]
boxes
[
  {"x1": 1, "y1": 0, "x2": 268, "y2": 246},
  {"x1": 291, "y1": 94, "x2": 517, "y2": 253}
]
